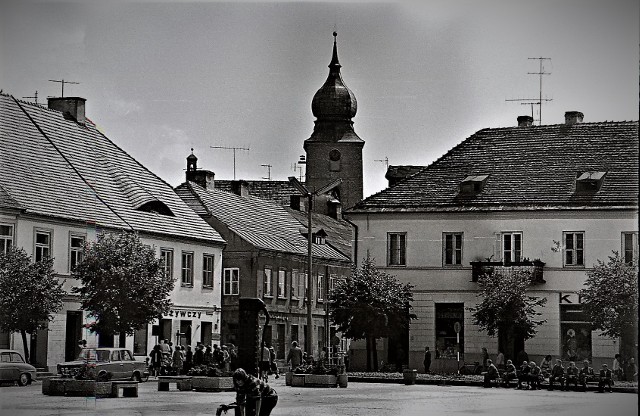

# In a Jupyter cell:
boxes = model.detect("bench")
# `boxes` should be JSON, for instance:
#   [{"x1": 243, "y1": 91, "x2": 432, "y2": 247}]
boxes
[
  {"x1": 110, "y1": 381, "x2": 139, "y2": 398},
  {"x1": 157, "y1": 376, "x2": 192, "y2": 392}
]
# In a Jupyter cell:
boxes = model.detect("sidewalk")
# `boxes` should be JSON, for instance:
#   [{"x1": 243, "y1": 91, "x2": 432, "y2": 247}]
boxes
[{"x1": 346, "y1": 371, "x2": 638, "y2": 393}]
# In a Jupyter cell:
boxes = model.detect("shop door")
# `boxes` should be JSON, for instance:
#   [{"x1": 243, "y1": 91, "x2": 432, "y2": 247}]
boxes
[
  {"x1": 277, "y1": 324, "x2": 285, "y2": 359},
  {"x1": 65, "y1": 311, "x2": 83, "y2": 361}
]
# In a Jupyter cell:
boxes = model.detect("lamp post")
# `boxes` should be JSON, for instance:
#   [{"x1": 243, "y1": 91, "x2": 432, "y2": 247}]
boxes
[{"x1": 288, "y1": 176, "x2": 342, "y2": 358}]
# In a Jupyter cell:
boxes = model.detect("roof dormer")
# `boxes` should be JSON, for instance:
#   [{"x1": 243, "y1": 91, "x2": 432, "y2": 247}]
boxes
[
  {"x1": 299, "y1": 227, "x2": 328, "y2": 245},
  {"x1": 576, "y1": 171, "x2": 606, "y2": 192},
  {"x1": 459, "y1": 175, "x2": 489, "y2": 195}
]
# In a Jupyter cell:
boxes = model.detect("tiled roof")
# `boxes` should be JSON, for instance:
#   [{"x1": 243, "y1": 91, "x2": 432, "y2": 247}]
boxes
[
  {"x1": 0, "y1": 94, "x2": 224, "y2": 244},
  {"x1": 0, "y1": 184, "x2": 22, "y2": 210},
  {"x1": 176, "y1": 182, "x2": 351, "y2": 263},
  {"x1": 350, "y1": 121, "x2": 639, "y2": 213},
  {"x1": 214, "y1": 180, "x2": 296, "y2": 206}
]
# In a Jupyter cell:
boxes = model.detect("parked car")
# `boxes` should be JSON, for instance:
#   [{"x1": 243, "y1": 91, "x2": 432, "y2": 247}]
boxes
[
  {"x1": 57, "y1": 348, "x2": 149, "y2": 382},
  {"x1": 0, "y1": 349, "x2": 37, "y2": 386}
]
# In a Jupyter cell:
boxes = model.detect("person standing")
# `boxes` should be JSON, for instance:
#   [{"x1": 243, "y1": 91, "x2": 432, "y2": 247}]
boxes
[
  {"x1": 149, "y1": 345, "x2": 163, "y2": 377},
  {"x1": 286, "y1": 341, "x2": 303, "y2": 370},
  {"x1": 495, "y1": 349, "x2": 505, "y2": 371},
  {"x1": 217, "y1": 368, "x2": 278, "y2": 416},
  {"x1": 613, "y1": 354, "x2": 623, "y2": 381},
  {"x1": 185, "y1": 345, "x2": 193, "y2": 373},
  {"x1": 172, "y1": 345, "x2": 184, "y2": 376},
  {"x1": 423, "y1": 346, "x2": 432, "y2": 374},
  {"x1": 260, "y1": 345, "x2": 271, "y2": 381}
]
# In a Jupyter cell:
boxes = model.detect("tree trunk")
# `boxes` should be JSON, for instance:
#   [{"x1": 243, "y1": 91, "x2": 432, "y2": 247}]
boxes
[
  {"x1": 620, "y1": 321, "x2": 638, "y2": 364},
  {"x1": 365, "y1": 336, "x2": 372, "y2": 371},
  {"x1": 372, "y1": 336, "x2": 379, "y2": 372},
  {"x1": 21, "y1": 330, "x2": 30, "y2": 364}
]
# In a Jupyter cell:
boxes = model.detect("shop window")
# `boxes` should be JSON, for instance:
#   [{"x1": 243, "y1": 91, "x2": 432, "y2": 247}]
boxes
[
  {"x1": 560, "y1": 303, "x2": 592, "y2": 362},
  {"x1": 435, "y1": 303, "x2": 464, "y2": 360}
]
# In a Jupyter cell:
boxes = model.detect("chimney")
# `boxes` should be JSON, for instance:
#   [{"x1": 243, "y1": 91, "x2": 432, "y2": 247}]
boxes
[
  {"x1": 517, "y1": 115, "x2": 534, "y2": 127},
  {"x1": 231, "y1": 180, "x2": 250, "y2": 197},
  {"x1": 47, "y1": 97, "x2": 86, "y2": 124},
  {"x1": 185, "y1": 151, "x2": 215, "y2": 189},
  {"x1": 565, "y1": 111, "x2": 584, "y2": 125}
]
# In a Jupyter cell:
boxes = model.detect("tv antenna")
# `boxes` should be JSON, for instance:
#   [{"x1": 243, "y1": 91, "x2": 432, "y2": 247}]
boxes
[
  {"x1": 23, "y1": 91, "x2": 39, "y2": 105},
  {"x1": 48, "y1": 79, "x2": 80, "y2": 97},
  {"x1": 291, "y1": 155, "x2": 306, "y2": 182},
  {"x1": 374, "y1": 157, "x2": 389, "y2": 171},
  {"x1": 210, "y1": 145, "x2": 249, "y2": 180},
  {"x1": 261, "y1": 164, "x2": 272, "y2": 180},
  {"x1": 506, "y1": 57, "x2": 552, "y2": 125}
]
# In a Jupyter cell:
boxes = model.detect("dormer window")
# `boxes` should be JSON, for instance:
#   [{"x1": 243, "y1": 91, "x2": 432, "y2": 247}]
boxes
[
  {"x1": 137, "y1": 201, "x2": 174, "y2": 216},
  {"x1": 576, "y1": 171, "x2": 606, "y2": 192},
  {"x1": 459, "y1": 175, "x2": 489, "y2": 195},
  {"x1": 300, "y1": 227, "x2": 327, "y2": 245}
]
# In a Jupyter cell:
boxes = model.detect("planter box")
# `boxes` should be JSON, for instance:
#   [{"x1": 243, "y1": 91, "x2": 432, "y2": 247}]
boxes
[
  {"x1": 337, "y1": 374, "x2": 348, "y2": 388},
  {"x1": 43, "y1": 378, "x2": 112, "y2": 397},
  {"x1": 403, "y1": 369, "x2": 417, "y2": 385},
  {"x1": 291, "y1": 374, "x2": 338, "y2": 387},
  {"x1": 285, "y1": 372, "x2": 293, "y2": 386},
  {"x1": 191, "y1": 376, "x2": 234, "y2": 392}
]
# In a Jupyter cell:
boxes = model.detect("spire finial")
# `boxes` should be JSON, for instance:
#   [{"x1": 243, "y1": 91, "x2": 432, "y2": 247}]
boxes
[
  {"x1": 191, "y1": 147, "x2": 194, "y2": 154},
  {"x1": 329, "y1": 31, "x2": 341, "y2": 70}
]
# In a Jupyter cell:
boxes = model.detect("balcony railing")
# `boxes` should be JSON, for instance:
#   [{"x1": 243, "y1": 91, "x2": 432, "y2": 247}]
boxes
[{"x1": 470, "y1": 260, "x2": 546, "y2": 284}]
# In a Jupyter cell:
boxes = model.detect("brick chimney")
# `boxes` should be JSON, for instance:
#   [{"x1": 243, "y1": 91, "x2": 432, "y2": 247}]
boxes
[
  {"x1": 517, "y1": 115, "x2": 534, "y2": 127},
  {"x1": 231, "y1": 180, "x2": 250, "y2": 197},
  {"x1": 565, "y1": 111, "x2": 584, "y2": 125},
  {"x1": 47, "y1": 97, "x2": 86, "y2": 124}
]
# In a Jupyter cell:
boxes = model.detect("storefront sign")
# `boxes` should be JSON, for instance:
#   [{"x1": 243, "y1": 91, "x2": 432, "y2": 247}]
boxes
[
  {"x1": 559, "y1": 292, "x2": 582, "y2": 304},
  {"x1": 166, "y1": 310, "x2": 203, "y2": 319}
]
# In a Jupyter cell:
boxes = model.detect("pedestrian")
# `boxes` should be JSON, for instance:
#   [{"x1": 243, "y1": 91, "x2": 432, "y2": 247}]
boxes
[
  {"x1": 483, "y1": 359, "x2": 499, "y2": 388},
  {"x1": 260, "y1": 345, "x2": 271, "y2": 381},
  {"x1": 269, "y1": 346, "x2": 279, "y2": 378},
  {"x1": 149, "y1": 344, "x2": 162, "y2": 377},
  {"x1": 194, "y1": 344, "x2": 204, "y2": 366},
  {"x1": 217, "y1": 368, "x2": 278, "y2": 416},
  {"x1": 221, "y1": 345, "x2": 230, "y2": 371},
  {"x1": 204, "y1": 345, "x2": 213, "y2": 366},
  {"x1": 495, "y1": 349, "x2": 505, "y2": 370},
  {"x1": 286, "y1": 342, "x2": 304, "y2": 370},
  {"x1": 481, "y1": 347, "x2": 489, "y2": 371},
  {"x1": 613, "y1": 354, "x2": 623, "y2": 381},
  {"x1": 228, "y1": 343, "x2": 239, "y2": 371},
  {"x1": 185, "y1": 345, "x2": 193, "y2": 372},
  {"x1": 172, "y1": 345, "x2": 184, "y2": 375},
  {"x1": 423, "y1": 346, "x2": 432, "y2": 374}
]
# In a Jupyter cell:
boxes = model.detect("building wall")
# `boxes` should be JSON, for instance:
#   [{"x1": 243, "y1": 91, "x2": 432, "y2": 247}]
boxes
[{"x1": 347, "y1": 209, "x2": 637, "y2": 371}]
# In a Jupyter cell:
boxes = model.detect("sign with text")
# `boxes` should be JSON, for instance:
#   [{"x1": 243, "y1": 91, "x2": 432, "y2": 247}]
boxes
[{"x1": 559, "y1": 292, "x2": 582, "y2": 304}]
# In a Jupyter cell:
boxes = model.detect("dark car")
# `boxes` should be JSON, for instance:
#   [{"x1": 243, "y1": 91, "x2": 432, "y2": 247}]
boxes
[
  {"x1": 0, "y1": 349, "x2": 37, "y2": 386},
  {"x1": 57, "y1": 348, "x2": 149, "y2": 382}
]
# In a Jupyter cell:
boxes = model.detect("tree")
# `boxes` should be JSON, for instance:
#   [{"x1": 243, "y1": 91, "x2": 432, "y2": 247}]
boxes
[
  {"x1": 73, "y1": 232, "x2": 174, "y2": 341},
  {"x1": 579, "y1": 252, "x2": 638, "y2": 361},
  {"x1": 0, "y1": 247, "x2": 65, "y2": 363},
  {"x1": 469, "y1": 268, "x2": 547, "y2": 362},
  {"x1": 330, "y1": 257, "x2": 415, "y2": 371}
]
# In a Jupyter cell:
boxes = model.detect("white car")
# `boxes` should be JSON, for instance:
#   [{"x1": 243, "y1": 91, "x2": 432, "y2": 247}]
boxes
[{"x1": 0, "y1": 349, "x2": 37, "y2": 386}]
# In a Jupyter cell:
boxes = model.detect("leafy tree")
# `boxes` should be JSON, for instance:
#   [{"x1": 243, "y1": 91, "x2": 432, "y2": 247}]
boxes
[
  {"x1": 469, "y1": 268, "x2": 547, "y2": 361},
  {"x1": 73, "y1": 232, "x2": 174, "y2": 340},
  {"x1": 579, "y1": 252, "x2": 638, "y2": 361},
  {"x1": 330, "y1": 257, "x2": 415, "y2": 371},
  {"x1": 0, "y1": 247, "x2": 65, "y2": 363}
]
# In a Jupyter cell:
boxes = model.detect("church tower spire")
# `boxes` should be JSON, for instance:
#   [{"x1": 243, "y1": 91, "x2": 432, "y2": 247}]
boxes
[{"x1": 304, "y1": 32, "x2": 364, "y2": 210}]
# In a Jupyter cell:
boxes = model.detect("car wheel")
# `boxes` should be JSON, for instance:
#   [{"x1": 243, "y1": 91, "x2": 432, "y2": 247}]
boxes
[
  {"x1": 132, "y1": 372, "x2": 142, "y2": 382},
  {"x1": 97, "y1": 372, "x2": 110, "y2": 382},
  {"x1": 17, "y1": 373, "x2": 30, "y2": 386}
]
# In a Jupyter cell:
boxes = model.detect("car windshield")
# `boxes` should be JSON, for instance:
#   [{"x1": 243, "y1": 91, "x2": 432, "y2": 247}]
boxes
[{"x1": 77, "y1": 349, "x2": 110, "y2": 362}]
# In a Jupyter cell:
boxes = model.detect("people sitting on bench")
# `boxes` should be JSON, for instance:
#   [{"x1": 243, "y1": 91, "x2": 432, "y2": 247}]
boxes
[
  {"x1": 502, "y1": 360, "x2": 517, "y2": 386},
  {"x1": 527, "y1": 361, "x2": 542, "y2": 390},
  {"x1": 565, "y1": 361, "x2": 580, "y2": 391},
  {"x1": 548, "y1": 359, "x2": 565, "y2": 391},
  {"x1": 516, "y1": 361, "x2": 530, "y2": 390},
  {"x1": 598, "y1": 364, "x2": 613, "y2": 393},
  {"x1": 483, "y1": 359, "x2": 499, "y2": 388},
  {"x1": 579, "y1": 360, "x2": 595, "y2": 391}
]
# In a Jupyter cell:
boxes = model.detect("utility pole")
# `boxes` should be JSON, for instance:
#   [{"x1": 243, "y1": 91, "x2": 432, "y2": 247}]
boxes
[
  {"x1": 506, "y1": 58, "x2": 552, "y2": 125},
  {"x1": 48, "y1": 79, "x2": 80, "y2": 97},
  {"x1": 210, "y1": 146, "x2": 249, "y2": 180},
  {"x1": 261, "y1": 164, "x2": 272, "y2": 180}
]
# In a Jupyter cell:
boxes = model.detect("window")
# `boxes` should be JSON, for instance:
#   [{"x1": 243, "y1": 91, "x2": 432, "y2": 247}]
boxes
[
  {"x1": 160, "y1": 249, "x2": 174, "y2": 279},
  {"x1": 622, "y1": 232, "x2": 638, "y2": 265},
  {"x1": 34, "y1": 230, "x2": 51, "y2": 262},
  {"x1": 263, "y1": 268, "x2": 273, "y2": 297},
  {"x1": 69, "y1": 234, "x2": 85, "y2": 272},
  {"x1": 388, "y1": 232, "x2": 406, "y2": 266},
  {"x1": 329, "y1": 274, "x2": 337, "y2": 299},
  {"x1": 502, "y1": 232, "x2": 522, "y2": 264},
  {"x1": 459, "y1": 175, "x2": 489, "y2": 195},
  {"x1": 181, "y1": 251, "x2": 194, "y2": 286},
  {"x1": 291, "y1": 270, "x2": 299, "y2": 299},
  {"x1": 443, "y1": 233, "x2": 463, "y2": 266},
  {"x1": 224, "y1": 268, "x2": 239, "y2": 295},
  {"x1": 277, "y1": 270, "x2": 286, "y2": 298},
  {"x1": 564, "y1": 232, "x2": 584, "y2": 267},
  {"x1": 317, "y1": 274, "x2": 324, "y2": 301},
  {"x1": 301, "y1": 273, "x2": 308, "y2": 300},
  {"x1": 0, "y1": 224, "x2": 13, "y2": 254},
  {"x1": 202, "y1": 254, "x2": 214, "y2": 288}
]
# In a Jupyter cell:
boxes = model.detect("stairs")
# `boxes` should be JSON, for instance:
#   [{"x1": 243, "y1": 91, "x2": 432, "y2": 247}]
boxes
[{"x1": 36, "y1": 368, "x2": 55, "y2": 379}]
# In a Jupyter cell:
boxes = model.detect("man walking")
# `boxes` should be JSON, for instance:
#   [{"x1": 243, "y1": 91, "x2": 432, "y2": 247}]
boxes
[
  {"x1": 423, "y1": 346, "x2": 432, "y2": 374},
  {"x1": 286, "y1": 341, "x2": 303, "y2": 370}
]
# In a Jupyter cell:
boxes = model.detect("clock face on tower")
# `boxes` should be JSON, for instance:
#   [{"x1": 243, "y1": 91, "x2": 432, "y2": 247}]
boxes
[{"x1": 329, "y1": 149, "x2": 341, "y2": 161}]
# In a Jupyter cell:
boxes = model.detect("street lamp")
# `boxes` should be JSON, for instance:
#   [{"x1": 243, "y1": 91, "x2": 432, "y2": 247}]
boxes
[{"x1": 288, "y1": 176, "x2": 342, "y2": 358}]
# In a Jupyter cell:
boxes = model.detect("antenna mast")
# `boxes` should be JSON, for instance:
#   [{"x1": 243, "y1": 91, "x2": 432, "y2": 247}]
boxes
[
  {"x1": 261, "y1": 164, "x2": 272, "y2": 180},
  {"x1": 210, "y1": 145, "x2": 250, "y2": 180},
  {"x1": 48, "y1": 79, "x2": 80, "y2": 97},
  {"x1": 23, "y1": 91, "x2": 39, "y2": 105},
  {"x1": 374, "y1": 157, "x2": 389, "y2": 171},
  {"x1": 506, "y1": 57, "x2": 552, "y2": 125}
]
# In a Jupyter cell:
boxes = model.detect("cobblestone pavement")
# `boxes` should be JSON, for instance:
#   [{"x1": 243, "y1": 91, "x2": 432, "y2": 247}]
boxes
[{"x1": 0, "y1": 377, "x2": 636, "y2": 416}]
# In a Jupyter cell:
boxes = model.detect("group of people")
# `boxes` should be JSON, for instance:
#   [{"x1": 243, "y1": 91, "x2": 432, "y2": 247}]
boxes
[
  {"x1": 149, "y1": 339, "x2": 238, "y2": 377},
  {"x1": 482, "y1": 352, "x2": 628, "y2": 393}
]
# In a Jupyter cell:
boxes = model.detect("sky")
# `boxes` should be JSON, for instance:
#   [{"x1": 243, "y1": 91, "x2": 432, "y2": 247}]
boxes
[{"x1": 1, "y1": 0, "x2": 638, "y2": 198}]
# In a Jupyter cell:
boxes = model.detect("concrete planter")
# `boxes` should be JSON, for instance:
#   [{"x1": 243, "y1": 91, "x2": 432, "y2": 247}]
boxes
[
  {"x1": 285, "y1": 372, "x2": 293, "y2": 386},
  {"x1": 403, "y1": 369, "x2": 417, "y2": 385},
  {"x1": 291, "y1": 374, "x2": 338, "y2": 387},
  {"x1": 191, "y1": 376, "x2": 234, "y2": 392},
  {"x1": 42, "y1": 378, "x2": 111, "y2": 397},
  {"x1": 337, "y1": 374, "x2": 348, "y2": 388}
]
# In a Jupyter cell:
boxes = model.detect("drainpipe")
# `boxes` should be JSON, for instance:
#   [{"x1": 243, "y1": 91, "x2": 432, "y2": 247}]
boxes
[{"x1": 341, "y1": 214, "x2": 359, "y2": 267}]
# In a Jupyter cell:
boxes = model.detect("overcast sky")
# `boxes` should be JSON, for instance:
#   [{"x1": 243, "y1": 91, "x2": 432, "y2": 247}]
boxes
[{"x1": 1, "y1": 0, "x2": 638, "y2": 197}]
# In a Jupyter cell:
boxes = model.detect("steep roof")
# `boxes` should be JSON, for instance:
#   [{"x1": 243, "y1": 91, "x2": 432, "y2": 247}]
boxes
[
  {"x1": 176, "y1": 182, "x2": 351, "y2": 263},
  {"x1": 349, "y1": 121, "x2": 639, "y2": 213},
  {"x1": 214, "y1": 180, "x2": 296, "y2": 207},
  {"x1": 0, "y1": 94, "x2": 224, "y2": 244}
]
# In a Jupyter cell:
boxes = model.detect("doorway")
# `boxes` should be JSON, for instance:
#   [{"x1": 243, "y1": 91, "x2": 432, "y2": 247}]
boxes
[{"x1": 65, "y1": 311, "x2": 83, "y2": 361}]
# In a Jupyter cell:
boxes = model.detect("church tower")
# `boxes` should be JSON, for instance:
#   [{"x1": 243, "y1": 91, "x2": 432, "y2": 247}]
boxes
[{"x1": 304, "y1": 32, "x2": 364, "y2": 210}]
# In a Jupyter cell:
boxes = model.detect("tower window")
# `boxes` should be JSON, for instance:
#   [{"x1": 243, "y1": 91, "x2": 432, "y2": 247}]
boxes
[{"x1": 329, "y1": 149, "x2": 341, "y2": 172}]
